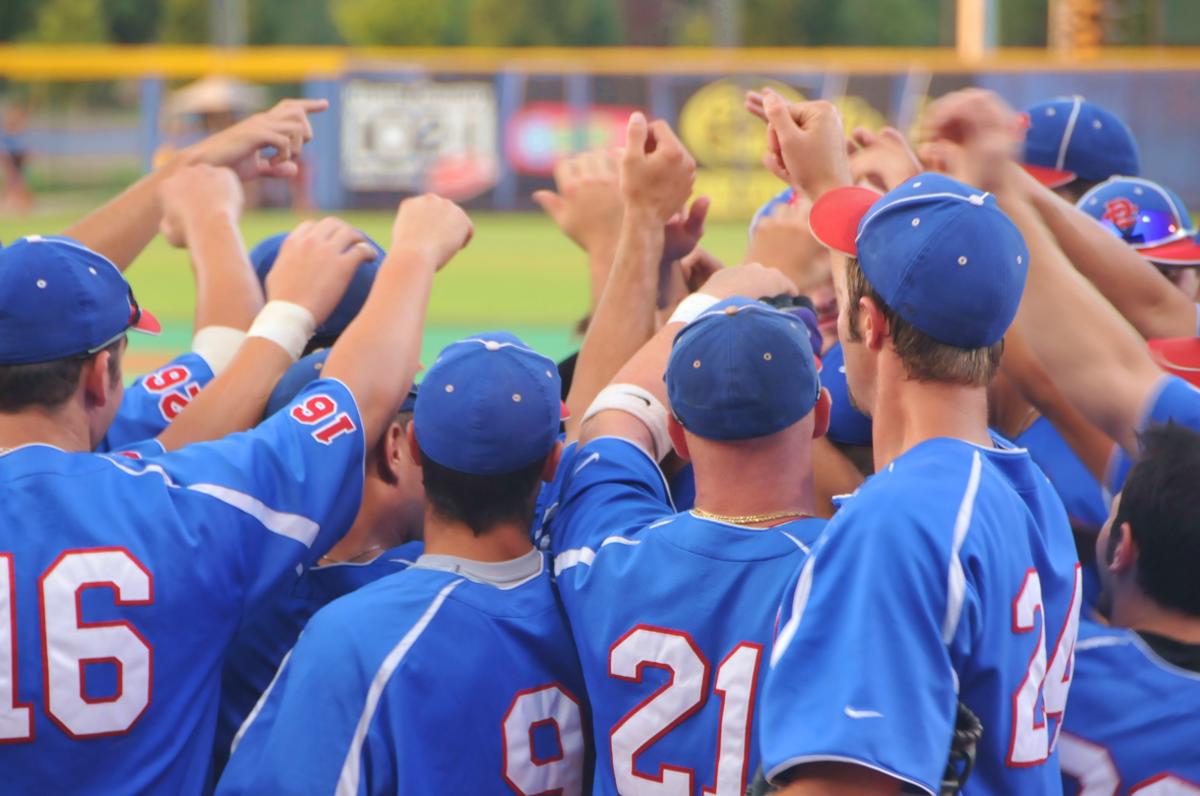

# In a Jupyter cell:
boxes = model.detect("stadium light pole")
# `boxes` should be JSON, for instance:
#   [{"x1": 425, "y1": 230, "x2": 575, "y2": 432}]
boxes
[
  {"x1": 711, "y1": 0, "x2": 742, "y2": 47},
  {"x1": 210, "y1": 0, "x2": 247, "y2": 48},
  {"x1": 956, "y1": 0, "x2": 998, "y2": 63}
]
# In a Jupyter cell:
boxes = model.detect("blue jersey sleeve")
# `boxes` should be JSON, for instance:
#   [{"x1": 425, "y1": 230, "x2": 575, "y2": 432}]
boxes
[
  {"x1": 761, "y1": 495, "x2": 960, "y2": 794},
  {"x1": 546, "y1": 436, "x2": 674, "y2": 557},
  {"x1": 111, "y1": 378, "x2": 365, "y2": 608},
  {"x1": 98, "y1": 352, "x2": 216, "y2": 452},
  {"x1": 1108, "y1": 375, "x2": 1200, "y2": 494}
]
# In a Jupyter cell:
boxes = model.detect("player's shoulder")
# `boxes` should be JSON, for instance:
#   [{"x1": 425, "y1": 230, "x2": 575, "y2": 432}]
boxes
[{"x1": 303, "y1": 567, "x2": 462, "y2": 648}]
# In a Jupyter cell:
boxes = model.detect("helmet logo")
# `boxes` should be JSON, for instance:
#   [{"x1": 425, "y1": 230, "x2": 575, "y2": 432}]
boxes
[{"x1": 1103, "y1": 198, "x2": 1138, "y2": 232}]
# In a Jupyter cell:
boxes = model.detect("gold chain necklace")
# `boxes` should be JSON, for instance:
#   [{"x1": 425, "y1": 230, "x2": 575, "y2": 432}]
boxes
[
  {"x1": 319, "y1": 544, "x2": 385, "y2": 565},
  {"x1": 691, "y1": 507, "x2": 811, "y2": 526}
]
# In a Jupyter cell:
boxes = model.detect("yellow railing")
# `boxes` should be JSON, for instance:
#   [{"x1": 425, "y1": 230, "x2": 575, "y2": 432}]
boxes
[{"x1": 1, "y1": 45, "x2": 1200, "y2": 81}]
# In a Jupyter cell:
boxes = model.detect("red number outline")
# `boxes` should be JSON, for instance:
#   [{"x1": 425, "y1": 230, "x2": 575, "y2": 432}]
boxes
[
  {"x1": 609, "y1": 624, "x2": 711, "y2": 793},
  {"x1": 38, "y1": 548, "x2": 154, "y2": 740},
  {"x1": 0, "y1": 553, "x2": 34, "y2": 744},
  {"x1": 142, "y1": 366, "x2": 191, "y2": 394},
  {"x1": 500, "y1": 681, "x2": 584, "y2": 796},
  {"x1": 704, "y1": 642, "x2": 763, "y2": 796}
]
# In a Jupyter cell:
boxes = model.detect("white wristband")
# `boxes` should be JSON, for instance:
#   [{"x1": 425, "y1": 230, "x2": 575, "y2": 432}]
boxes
[
  {"x1": 583, "y1": 384, "x2": 672, "y2": 462},
  {"x1": 246, "y1": 301, "x2": 316, "y2": 362},
  {"x1": 191, "y1": 326, "x2": 247, "y2": 376},
  {"x1": 668, "y1": 293, "x2": 720, "y2": 326}
]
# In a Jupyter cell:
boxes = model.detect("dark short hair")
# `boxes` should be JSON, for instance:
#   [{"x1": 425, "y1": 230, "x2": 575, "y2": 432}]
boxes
[
  {"x1": 1056, "y1": 177, "x2": 1104, "y2": 205},
  {"x1": 1113, "y1": 423, "x2": 1200, "y2": 617},
  {"x1": 0, "y1": 338, "x2": 123, "y2": 413},
  {"x1": 844, "y1": 256, "x2": 1003, "y2": 387},
  {"x1": 420, "y1": 453, "x2": 547, "y2": 536}
]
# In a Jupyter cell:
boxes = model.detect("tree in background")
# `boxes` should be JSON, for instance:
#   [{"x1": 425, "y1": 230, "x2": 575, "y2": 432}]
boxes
[
  {"x1": 27, "y1": 0, "x2": 107, "y2": 43},
  {"x1": 159, "y1": 0, "x2": 208, "y2": 43},
  {"x1": 104, "y1": 0, "x2": 162, "y2": 43},
  {"x1": 331, "y1": 0, "x2": 453, "y2": 46}
]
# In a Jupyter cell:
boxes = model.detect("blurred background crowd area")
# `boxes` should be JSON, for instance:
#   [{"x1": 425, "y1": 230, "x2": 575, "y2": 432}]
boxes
[{"x1": 0, "y1": 0, "x2": 1197, "y2": 371}]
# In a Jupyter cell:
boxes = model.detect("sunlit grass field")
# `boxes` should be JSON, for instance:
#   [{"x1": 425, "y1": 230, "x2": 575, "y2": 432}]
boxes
[{"x1": 0, "y1": 209, "x2": 754, "y2": 375}]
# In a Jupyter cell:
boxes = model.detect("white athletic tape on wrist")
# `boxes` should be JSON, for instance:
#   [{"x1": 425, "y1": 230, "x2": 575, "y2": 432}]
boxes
[
  {"x1": 668, "y1": 292, "x2": 720, "y2": 326},
  {"x1": 246, "y1": 301, "x2": 316, "y2": 362},
  {"x1": 583, "y1": 384, "x2": 672, "y2": 462},
  {"x1": 191, "y1": 326, "x2": 247, "y2": 376}
]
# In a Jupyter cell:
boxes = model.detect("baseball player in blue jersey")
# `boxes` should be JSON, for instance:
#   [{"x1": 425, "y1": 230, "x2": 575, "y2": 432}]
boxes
[
  {"x1": 1060, "y1": 424, "x2": 1200, "y2": 793},
  {"x1": 218, "y1": 332, "x2": 590, "y2": 795},
  {"x1": 0, "y1": 193, "x2": 472, "y2": 792},
  {"x1": 211, "y1": 350, "x2": 426, "y2": 776},
  {"x1": 547, "y1": 276, "x2": 827, "y2": 795},
  {"x1": 757, "y1": 89, "x2": 1081, "y2": 795}
]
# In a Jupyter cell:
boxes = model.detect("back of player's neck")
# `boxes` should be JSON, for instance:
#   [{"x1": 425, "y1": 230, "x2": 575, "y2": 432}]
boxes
[
  {"x1": 0, "y1": 405, "x2": 90, "y2": 453},
  {"x1": 1113, "y1": 591, "x2": 1200, "y2": 645},
  {"x1": 421, "y1": 508, "x2": 534, "y2": 563},
  {"x1": 871, "y1": 376, "x2": 991, "y2": 471}
]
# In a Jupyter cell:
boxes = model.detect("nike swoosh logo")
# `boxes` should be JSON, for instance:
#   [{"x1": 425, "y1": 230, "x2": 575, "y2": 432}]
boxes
[
  {"x1": 573, "y1": 453, "x2": 601, "y2": 476},
  {"x1": 633, "y1": 394, "x2": 650, "y2": 406},
  {"x1": 844, "y1": 706, "x2": 884, "y2": 719}
]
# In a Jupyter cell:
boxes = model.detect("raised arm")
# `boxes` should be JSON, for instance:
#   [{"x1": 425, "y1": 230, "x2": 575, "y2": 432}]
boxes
[
  {"x1": 157, "y1": 217, "x2": 377, "y2": 450},
  {"x1": 158, "y1": 165, "x2": 263, "y2": 366},
  {"x1": 1020, "y1": 167, "x2": 1196, "y2": 339},
  {"x1": 580, "y1": 265, "x2": 798, "y2": 454},
  {"x1": 322, "y1": 195, "x2": 473, "y2": 446},
  {"x1": 563, "y1": 113, "x2": 697, "y2": 436},
  {"x1": 64, "y1": 98, "x2": 327, "y2": 270}
]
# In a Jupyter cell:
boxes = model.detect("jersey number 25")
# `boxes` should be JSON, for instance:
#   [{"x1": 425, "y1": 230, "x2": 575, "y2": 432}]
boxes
[{"x1": 0, "y1": 549, "x2": 152, "y2": 741}]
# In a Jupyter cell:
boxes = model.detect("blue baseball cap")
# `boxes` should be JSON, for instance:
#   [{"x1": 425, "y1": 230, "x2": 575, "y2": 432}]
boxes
[
  {"x1": 821, "y1": 341, "x2": 873, "y2": 447},
  {"x1": 0, "y1": 235, "x2": 160, "y2": 365},
  {"x1": 415, "y1": 333, "x2": 562, "y2": 475},
  {"x1": 749, "y1": 186, "x2": 796, "y2": 236},
  {"x1": 809, "y1": 172, "x2": 1029, "y2": 349},
  {"x1": 1019, "y1": 97, "x2": 1139, "y2": 189},
  {"x1": 263, "y1": 348, "x2": 418, "y2": 419},
  {"x1": 666, "y1": 297, "x2": 821, "y2": 441},
  {"x1": 250, "y1": 231, "x2": 385, "y2": 342},
  {"x1": 1076, "y1": 177, "x2": 1200, "y2": 266}
]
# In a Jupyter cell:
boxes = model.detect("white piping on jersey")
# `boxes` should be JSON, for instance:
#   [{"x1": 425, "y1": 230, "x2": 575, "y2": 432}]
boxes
[
  {"x1": 779, "y1": 531, "x2": 811, "y2": 556},
  {"x1": 189, "y1": 483, "x2": 320, "y2": 547},
  {"x1": 99, "y1": 457, "x2": 323, "y2": 548},
  {"x1": 765, "y1": 755, "x2": 933, "y2": 796},
  {"x1": 1055, "y1": 96, "x2": 1084, "y2": 171},
  {"x1": 336, "y1": 579, "x2": 463, "y2": 796},
  {"x1": 942, "y1": 451, "x2": 983, "y2": 645},
  {"x1": 770, "y1": 553, "x2": 815, "y2": 668},
  {"x1": 553, "y1": 536, "x2": 640, "y2": 576},
  {"x1": 230, "y1": 645, "x2": 296, "y2": 756},
  {"x1": 579, "y1": 436, "x2": 677, "y2": 513},
  {"x1": 1082, "y1": 631, "x2": 1200, "y2": 682},
  {"x1": 0, "y1": 442, "x2": 66, "y2": 458}
]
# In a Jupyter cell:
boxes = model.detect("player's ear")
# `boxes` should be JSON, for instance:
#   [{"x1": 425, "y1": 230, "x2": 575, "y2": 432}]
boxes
[
  {"x1": 404, "y1": 422, "x2": 423, "y2": 467},
  {"x1": 378, "y1": 420, "x2": 406, "y2": 483},
  {"x1": 539, "y1": 440, "x2": 564, "y2": 483},
  {"x1": 82, "y1": 350, "x2": 113, "y2": 409},
  {"x1": 812, "y1": 387, "x2": 831, "y2": 440},
  {"x1": 667, "y1": 415, "x2": 690, "y2": 461},
  {"x1": 860, "y1": 295, "x2": 887, "y2": 352},
  {"x1": 1110, "y1": 521, "x2": 1138, "y2": 574}
]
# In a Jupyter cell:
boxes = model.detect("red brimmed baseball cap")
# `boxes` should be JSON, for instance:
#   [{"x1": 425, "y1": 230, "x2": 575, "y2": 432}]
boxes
[
  {"x1": 809, "y1": 173, "x2": 1029, "y2": 349},
  {"x1": 0, "y1": 236, "x2": 159, "y2": 365},
  {"x1": 1149, "y1": 337, "x2": 1200, "y2": 388},
  {"x1": 1019, "y1": 97, "x2": 1140, "y2": 189}
]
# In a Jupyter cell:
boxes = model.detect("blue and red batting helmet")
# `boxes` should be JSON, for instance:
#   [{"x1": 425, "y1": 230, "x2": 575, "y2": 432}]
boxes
[{"x1": 1077, "y1": 177, "x2": 1200, "y2": 266}]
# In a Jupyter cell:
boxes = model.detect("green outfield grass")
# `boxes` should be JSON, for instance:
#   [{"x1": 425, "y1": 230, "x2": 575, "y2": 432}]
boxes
[{"x1": 0, "y1": 209, "x2": 754, "y2": 373}]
